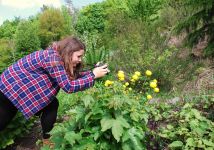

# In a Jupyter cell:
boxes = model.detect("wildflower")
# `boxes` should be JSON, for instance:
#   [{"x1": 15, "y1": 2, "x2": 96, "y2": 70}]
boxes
[
  {"x1": 145, "y1": 70, "x2": 152, "y2": 76},
  {"x1": 147, "y1": 95, "x2": 152, "y2": 100},
  {"x1": 119, "y1": 77, "x2": 125, "y2": 81},
  {"x1": 153, "y1": 79, "x2": 158, "y2": 83},
  {"x1": 150, "y1": 82, "x2": 157, "y2": 88},
  {"x1": 118, "y1": 73, "x2": 125, "y2": 78},
  {"x1": 131, "y1": 79, "x2": 135, "y2": 82},
  {"x1": 125, "y1": 82, "x2": 129, "y2": 86},
  {"x1": 132, "y1": 74, "x2": 139, "y2": 80},
  {"x1": 154, "y1": 87, "x2": 160, "y2": 93},
  {"x1": 118, "y1": 70, "x2": 124, "y2": 74},
  {"x1": 134, "y1": 71, "x2": 141, "y2": 76},
  {"x1": 104, "y1": 80, "x2": 113, "y2": 87}
]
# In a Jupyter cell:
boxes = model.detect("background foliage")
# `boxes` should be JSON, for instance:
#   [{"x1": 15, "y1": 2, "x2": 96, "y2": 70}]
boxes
[{"x1": 0, "y1": 0, "x2": 213, "y2": 149}]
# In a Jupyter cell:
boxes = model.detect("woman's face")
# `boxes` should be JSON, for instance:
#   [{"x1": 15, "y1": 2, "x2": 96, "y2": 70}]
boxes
[{"x1": 71, "y1": 49, "x2": 84, "y2": 68}]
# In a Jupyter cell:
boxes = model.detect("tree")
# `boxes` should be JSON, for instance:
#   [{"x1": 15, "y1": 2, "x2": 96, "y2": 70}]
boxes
[
  {"x1": 0, "y1": 17, "x2": 20, "y2": 39},
  {"x1": 0, "y1": 39, "x2": 15, "y2": 73},
  {"x1": 15, "y1": 20, "x2": 41, "y2": 52},
  {"x1": 75, "y1": 3, "x2": 106, "y2": 34},
  {"x1": 175, "y1": 0, "x2": 214, "y2": 57},
  {"x1": 61, "y1": 6, "x2": 74, "y2": 36},
  {"x1": 64, "y1": 0, "x2": 75, "y2": 15},
  {"x1": 38, "y1": 8, "x2": 65, "y2": 48}
]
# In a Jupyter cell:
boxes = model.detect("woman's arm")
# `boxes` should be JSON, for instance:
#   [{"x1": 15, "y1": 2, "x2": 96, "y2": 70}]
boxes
[{"x1": 42, "y1": 55, "x2": 95, "y2": 93}]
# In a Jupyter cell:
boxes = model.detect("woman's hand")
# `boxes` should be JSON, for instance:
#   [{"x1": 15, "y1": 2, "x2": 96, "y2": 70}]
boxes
[{"x1": 92, "y1": 64, "x2": 110, "y2": 79}]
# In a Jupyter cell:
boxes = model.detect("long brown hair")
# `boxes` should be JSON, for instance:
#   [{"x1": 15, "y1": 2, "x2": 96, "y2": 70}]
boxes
[{"x1": 53, "y1": 36, "x2": 85, "y2": 80}]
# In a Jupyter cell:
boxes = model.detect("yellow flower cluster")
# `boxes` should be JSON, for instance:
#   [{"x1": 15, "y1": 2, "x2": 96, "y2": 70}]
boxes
[
  {"x1": 150, "y1": 79, "x2": 159, "y2": 93},
  {"x1": 104, "y1": 69, "x2": 160, "y2": 101},
  {"x1": 117, "y1": 70, "x2": 125, "y2": 81},
  {"x1": 147, "y1": 78, "x2": 159, "y2": 100},
  {"x1": 131, "y1": 71, "x2": 141, "y2": 82},
  {"x1": 104, "y1": 80, "x2": 114, "y2": 87}
]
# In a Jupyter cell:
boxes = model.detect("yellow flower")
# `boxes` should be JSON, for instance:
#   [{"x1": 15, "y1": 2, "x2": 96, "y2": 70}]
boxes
[
  {"x1": 104, "y1": 80, "x2": 113, "y2": 87},
  {"x1": 154, "y1": 87, "x2": 160, "y2": 93},
  {"x1": 147, "y1": 95, "x2": 152, "y2": 100},
  {"x1": 125, "y1": 82, "x2": 129, "y2": 86},
  {"x1": 118, "y1": 70, "x2": 124, "y2": 74},
  {"x1": 134, "y1": 71, "x2": 141, "y2": 76},
  {"x1": 105, "y1": 80, "x2": 111, "y2": 85},
  {"x1": 153, "y1": 79, "x2": 158, "y2": 83},
  {"x1": 104, "y1": 83, "x2": 109, "y2": 87},
  {"x1": 119, "y1": 77, "x2": 125, "y2": 81},
  {"x1": 132, "y1": 74, "x2": 139, "y2": 80},
  {"x1": 118, "y1": 73, "x2": 125, "y2": 79},
  {"x1": 150, "y1": 82, "x2": 157, "y2": 88},
  {"x1": 128, "y1": 88, "x2": 132, "y2": 91},
  {"x1": 145, "y1": 70, "x2": 152, "y2": 76},
  {"x1": 131, "y1": 79, "x2": 135, "y2": 82}
]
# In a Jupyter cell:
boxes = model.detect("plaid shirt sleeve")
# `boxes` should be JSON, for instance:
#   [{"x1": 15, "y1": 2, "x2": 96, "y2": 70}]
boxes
[
  {"x1": 79, "y1": 71, "x2": 91, "y2": 77},
  {"x1": 42, "y1": 53, "x2": 95, "y2": 93}
]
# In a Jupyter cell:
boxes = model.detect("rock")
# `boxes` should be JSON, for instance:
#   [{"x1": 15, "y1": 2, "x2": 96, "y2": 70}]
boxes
[{"x1": 167, "y1": 97, "x2": 181, "y2": 104}]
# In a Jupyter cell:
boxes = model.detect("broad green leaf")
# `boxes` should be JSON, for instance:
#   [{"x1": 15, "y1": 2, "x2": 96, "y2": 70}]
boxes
[
  {"x1": 101, "y1": 116, "x2": 113, "y2": 132},
  {"x1": 166, "y1": 124, "x2": 174, "y2": 130},
  {"x1": 194, "y1": 127, "x2": 205, "y2": 136},
  {"x1": 130, "y1": 111, "x2": 140, "y2": 122},
  {"x1": 191, "y1": 109, "x2": 202, "y2": 120},
  {"x1": 75, "y1": 107, "x2": 85, "y2": 121},
  {"x1": 117, "y1": 115, "x2": 130, "y2": 128},
  {"x1": 112, "y1": 119, "x2": 124, "y2": 142},
  {"x1": 202, "y1": 139, "x2": 214, "y2": 147},
  {"x1": 186, "y1": 138, "x2": 195, "y2": 146},
  {"x1": 122, "y1": 131, "x2": 130, "y2": 142},
  {"x1": 64, "y1": 131, "x2": 82, "y2": 146},
  {"x1": 82, "y1": 95, "x2": 94, "y2": 108},
  {"x1": 85, "y1": 112, "x2": 92, "y2": 123},
  {"x1": 122, "y1": 143, "x2": 132, "y2": 150},
  {"x1": 189, "y1": 119, "x2": 199, "y2": 129},
  {"x1": 169, "y1": 141, "x2": 183, "y2": 148},
  {"x1": 183, "y1": 103, "x2": 191, "y2": 109},
  {"x1": 123, "y1": 128, "x2": 144, "y2": 150}
]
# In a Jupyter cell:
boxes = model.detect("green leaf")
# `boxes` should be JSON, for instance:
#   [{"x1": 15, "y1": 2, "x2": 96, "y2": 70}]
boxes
[
  {"x1": 82, "y1": 95, "x2": 94, "y2": 108},
  {"x1": 122, "y1": 128, "x2": 144, "y2": 150},
  {"x1": 189, "y1": 119, "x2": 199, "y2": 129},
  {"x1": 122, "y1": 143, "x2": 132, "y2": 150},
  {"x1": 169, "y1": 141, "x2": 183, "y2": 148},
  {"x1": 202, "y1": 139, "x2": 214, "y2": 147},
  {"x1": 194, "y1": 127, "x2": 205, "y2": 136},
  {"x1": 191, "y1": 109, "x2": 202, "y2": 120},
  {"x1": 100, "y1": 116, "x2": 113, "y2": 132},
  {"x1": 117, "y1": 115, "x2": 130, "y2": 128},
  {"x1": 112, "y1": 118, "x2": 124, "y2": 142},
  {"x1": 64, "y1": 131, "x2": 82, "y2": 146},
  {"x1": 85, "y1": 112, "x2": 92, "y2": 123},
  {"x1": 166, "y1": 124, "x2": 174, "y2": 130},
  {"x1": 130, "y1": 111, "x2": 140, "y2": 122},
  {"x1": 186, "y1": 138, "x2": 195, "y2": 147}
]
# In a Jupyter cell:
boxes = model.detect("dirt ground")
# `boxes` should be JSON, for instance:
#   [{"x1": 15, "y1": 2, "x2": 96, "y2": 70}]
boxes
[{"x1": 5, "y1": 121, "x2": 42, "y2": 150}]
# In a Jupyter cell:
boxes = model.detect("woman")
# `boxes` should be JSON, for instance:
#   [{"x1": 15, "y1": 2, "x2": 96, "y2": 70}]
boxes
[{"x1": 0, "y1": 36, "x2": 109, "y2": 140}]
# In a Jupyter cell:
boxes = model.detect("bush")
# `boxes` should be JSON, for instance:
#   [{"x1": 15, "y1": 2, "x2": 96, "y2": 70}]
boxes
[
  {"x1": 15, "y1": 20, "x2": 41, "y2": 52},
  {"x1": 0, "y1": 113, "x2": 35, "y2": 149}
]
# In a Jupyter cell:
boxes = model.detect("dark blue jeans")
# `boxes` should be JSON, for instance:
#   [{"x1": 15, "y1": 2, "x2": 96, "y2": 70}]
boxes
[{"x1": 0, "y1": 91, "x2": 58, "y2": 139}]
